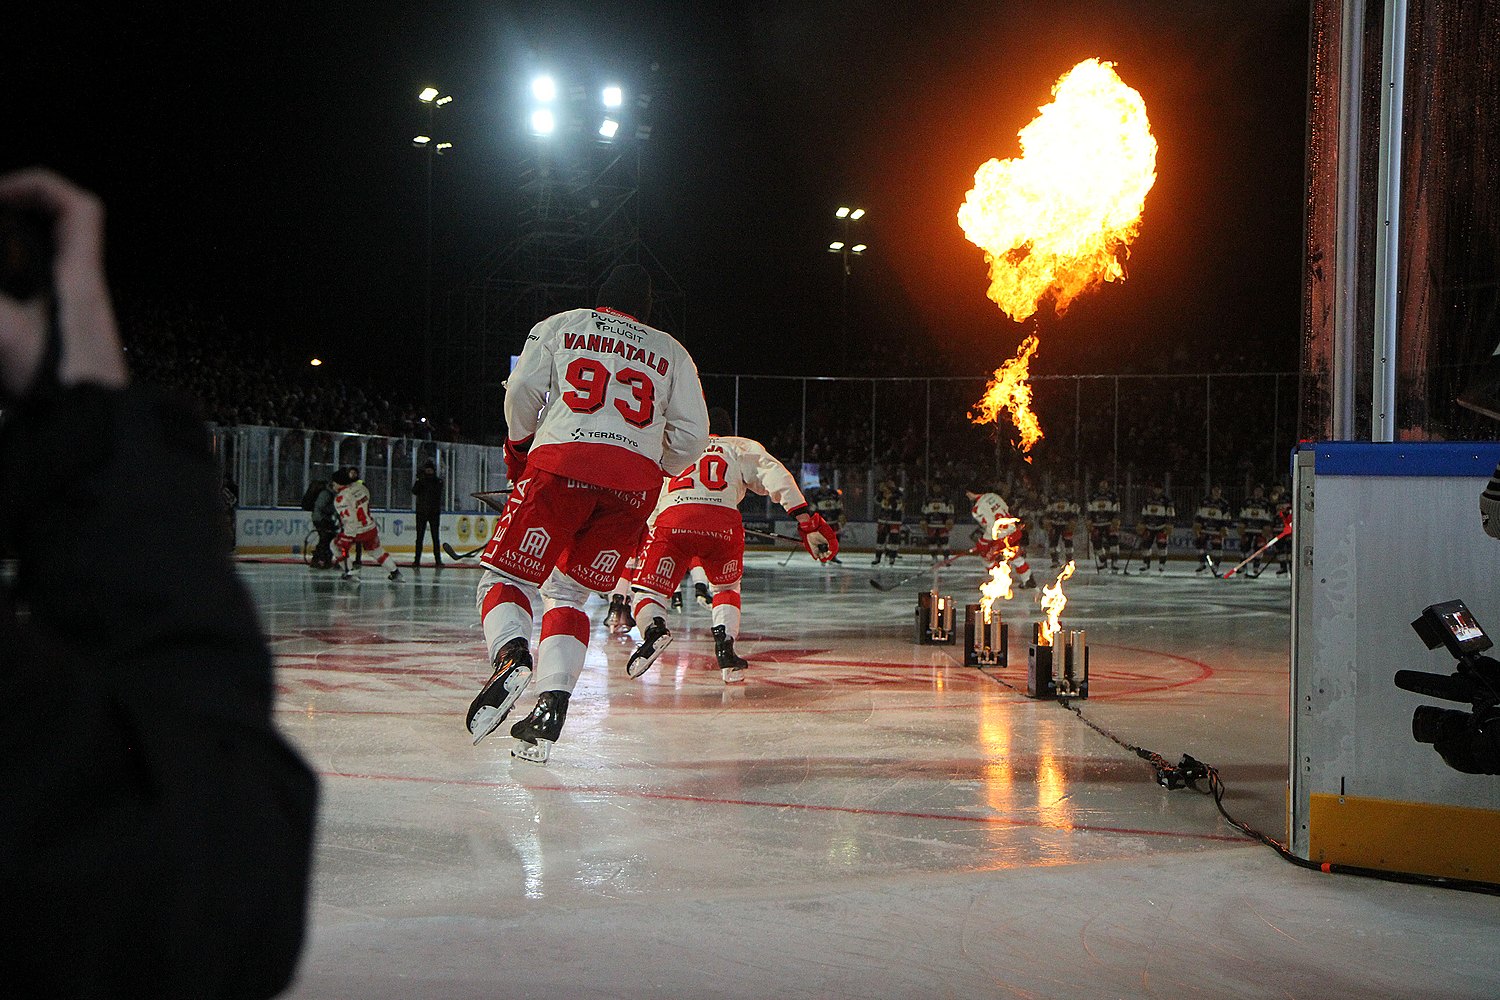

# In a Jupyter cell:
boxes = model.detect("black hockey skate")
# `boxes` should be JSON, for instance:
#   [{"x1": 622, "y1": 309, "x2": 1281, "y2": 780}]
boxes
[
  {"x1": 671, "y1": 590, "x2": 684, "y2": 611},
  {"x1": 388, "y1": 567, "x2": 403, "y2": 582},
  {"x1": 605, "y1": 594, "x2": 634, "y2": 632},
  {"x1": 466, "y1": 638, "x2": 533, "y2": 746},
  {"x1": 626, "y1": 617, "x2": 672, "y2": 678},
  {"x1": 694, "y1": 582, "x2": 712, "y2": 608},
  {"x1": 510, "y1": 690, "x2": 569, "y2": 764},
  {"x1": 713, "y1": 624, "x2": 748, "y2": 683}
]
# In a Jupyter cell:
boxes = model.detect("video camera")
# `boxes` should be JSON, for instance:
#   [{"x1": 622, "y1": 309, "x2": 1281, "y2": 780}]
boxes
[{"x1": 1395, "y1": 600, "x2": 1500, "y2": 774}]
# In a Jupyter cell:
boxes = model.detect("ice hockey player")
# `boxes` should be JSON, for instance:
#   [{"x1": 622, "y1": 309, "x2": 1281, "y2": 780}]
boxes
[
  {"x1": 330, "y1": 467, "x2": 401, "y2": 582},
  {"x1": 967, "y1": 490, "x2": 1038, "y2": 589},
  {"x1": 1193, "y1": 484, "x2": 1231, "y2": 574},
  {"x1": 811, "y1": 483, "x2": 846, "y2": 563},
  {"x1": 689, "y1": 563, "x2": 712, "y2": 606},
  {"x1": 1085, "y1": 479, "x2": 1122, "y2": 573},
  {"x1": 627, "y1": 407, "x2": 838, "y2": 682},
  {"x1": 873, "y1": 477, "x2": 905, "y2": 565},
  {"x1": 1042, "y1": 483, "x2": 1080, "y2": 568},
  {"x1": 1136, "y1": 483, "x2": 1176, "y2": 573},
  {"x1": 466, "y1": 264, "x2": 710, "y2": 762},
  {"x1": 1269, "y1": 485, "x2": 1293, "y2": 575},
  {"x1": 919, "y1": 484, "x2": 956, "y2": 562},
  {"x1": 1238, "y1": 484, "x2": 1275, "y2": 576}
]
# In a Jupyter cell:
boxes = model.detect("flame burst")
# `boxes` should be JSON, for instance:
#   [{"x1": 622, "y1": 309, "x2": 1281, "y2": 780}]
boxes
[
  {"x1": 959, "y1": 58, "x2": 1156, "y2": 454},
  {"x1": 970, "y1": 333, "x2": 1043, "y2": 455},
  {"x1": 1038, "y1": 561, "x2": 1077, "y2": 646},
  {"x1": 979, "y1": 518, "x2": 1021, "y2": 620},
  {"x1": 957, "y1": 58, "x2": 1157, "y2": 322}
]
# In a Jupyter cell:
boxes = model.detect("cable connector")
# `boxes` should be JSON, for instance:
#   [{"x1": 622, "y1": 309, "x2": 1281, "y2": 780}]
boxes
[{"x1": 1155, "y1": 754, "x2": 1210, "y2": 790}]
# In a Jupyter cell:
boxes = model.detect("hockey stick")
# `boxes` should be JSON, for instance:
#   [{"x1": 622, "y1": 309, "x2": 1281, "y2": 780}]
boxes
[
  {"x1": 744, "y1": 527, "x2": 803, "y2": 545},
  {"x1": 442, "y1": 542, "x2": 486, "y2": 561},
  {"x1": 1220, "y1": 526, "x2": 1292, "y2": 579},
  {"x1": 869, "y1": 548, "x2": 978, "y2": 592},
  {"x1": 471, "y1": 489, "x2": 513, "y2": 514}
]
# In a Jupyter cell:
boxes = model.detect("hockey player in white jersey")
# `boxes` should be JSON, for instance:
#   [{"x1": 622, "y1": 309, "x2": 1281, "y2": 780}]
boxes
[
  {"x1": 466, "y1": 265, "x2": 710, "y2": 762},
  {"x1": 628, "y1": 408, "x2": 838, "y2": 682},
  {"x1": 967, "y1": 490, "x2": 1038, "y2": 589},
  {"x1": 330, "y1": 467, "x2": 401, "y2": 582}
]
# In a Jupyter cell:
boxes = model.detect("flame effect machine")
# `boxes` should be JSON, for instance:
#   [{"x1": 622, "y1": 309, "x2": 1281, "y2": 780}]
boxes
[
  {"x1": 915, "y1": 590, "x2": 956, "y2": 645},
  {"x1": 963, "y1": 604, "x2": 1007, "y2": 667},
  {"x1": 1027, "y1": 623, "x2": 1089, "y2": 699}
]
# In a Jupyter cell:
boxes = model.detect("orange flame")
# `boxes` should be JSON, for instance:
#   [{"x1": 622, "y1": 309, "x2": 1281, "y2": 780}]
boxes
[
  {"x1": 969, "y1": 333, "x2": 1043, "y2": 455},
  {"x1": 1038, "y1": 560, "x2": 1077, "y2": 646},
  {"x1": 957, "y1": 58, "x2": 1157, "y2": 322},
  {"x1": 978, "y1": 517, "x2": 1020, "y2": 620}
]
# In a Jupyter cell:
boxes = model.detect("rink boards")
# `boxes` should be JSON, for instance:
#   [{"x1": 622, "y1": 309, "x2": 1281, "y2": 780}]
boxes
[{"x1": 1290, "y1": 442, "x2": 1500, "y2": 881}]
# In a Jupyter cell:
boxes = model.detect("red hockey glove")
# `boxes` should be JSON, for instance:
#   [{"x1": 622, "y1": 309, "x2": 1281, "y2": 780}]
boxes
[
  {"x1": 798, "y1": 513, "x2": 839, "y2": 562},
  {"x1": 503, "y1": 435, "x2": 532, "y2": 483}
]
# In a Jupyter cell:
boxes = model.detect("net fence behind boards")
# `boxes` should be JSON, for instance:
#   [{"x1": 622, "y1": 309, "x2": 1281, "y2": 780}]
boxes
[{"x1": 701, "y1": 371, "x2": 1298, "y2": 521}]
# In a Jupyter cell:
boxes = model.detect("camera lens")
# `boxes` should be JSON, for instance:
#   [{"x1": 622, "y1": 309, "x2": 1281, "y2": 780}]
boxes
[{"x1": 1412, "y1": 705, "x2": 1470, "y2": 745}]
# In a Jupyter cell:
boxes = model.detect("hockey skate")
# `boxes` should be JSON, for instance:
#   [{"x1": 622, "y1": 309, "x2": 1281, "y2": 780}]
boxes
[
  {"x1": 466, "y1": 638, "x2": 534, "y2": 746},
  {"x1": 713, "y1": 624, "x2": 748, "y2": 683},
  {"x1": 694, "y1": 582, "x2": 711, "y2": 608},
  {"x1": 626, "y1": 617, "x2": 672, "y2": 678},
  {"x1": 388, "y1": 567, "x2": 403, "y2": 582},
  {"x1": 671, "y1": 590, "x2": 684, "y2": 611},
  {"x1": 605, "y1": 594, "x2": 635, "y2": 632},
  {"x1": 510, "y1": 690, "x2": 569, "y2": 764}
]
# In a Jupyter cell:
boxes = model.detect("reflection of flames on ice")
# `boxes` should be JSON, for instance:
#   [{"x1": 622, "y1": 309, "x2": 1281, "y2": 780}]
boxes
[
  {"x1": 970, "y1": 333, "x2": 1042, "y2": 456},
  {"x1": 979, "y1": 517, "x2": 1020, "y2": 622},
  {"x1": 959, "y1": 58, "x2": 1156, "y2": 455},
  {"x1": 1037, "y1": 561, "x2": 1077, "y2": 646}
]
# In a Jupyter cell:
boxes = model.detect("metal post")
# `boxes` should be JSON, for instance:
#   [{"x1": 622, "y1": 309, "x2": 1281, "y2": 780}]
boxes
[
  {"x1": 1333, "y1": 0, "x2": 1369, "y2": 439},
  {"x1": 270, "y1": 433, "x2": 281, "y2": 507},
  {"x1": 1373, "y1": 0, "x2": 1408, "y2": 441},
  {"x1": 1112, "y1": 377, "x2": 1120, "y2": 487},
  {"x1": 1074, "y1": 376, "x2": 1082, "y2": 488},
  {"x1": 423, "y1": 127, "x2": 434, "y2": 418},
  {"x1": 1205, "y1": 375, "x2": 1213, "y2": 493},
  {"x1": 799, "y1": 378, "x2": 807, "y2": 474},
  {"x1": 1272, "y1": 374, "x2": 1281, "y2": 482},
  {"x1": 924, "y1": 379, "x2": 931, "y2": 494},
  {"x1": 869, "y1": 380, "x2": 877, "y2": 520},
  {"x1": 733, "y1": 375, "x2": 741, "y2": 435}
]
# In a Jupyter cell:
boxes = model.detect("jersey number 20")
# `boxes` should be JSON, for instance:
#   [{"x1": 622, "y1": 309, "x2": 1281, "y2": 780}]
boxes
[
  {"x1": 669, "y1": 454, "x2": 729, "y2": 492},
  {"x1": 562, "y1": 358, "x2": 656, "y2": 427}
]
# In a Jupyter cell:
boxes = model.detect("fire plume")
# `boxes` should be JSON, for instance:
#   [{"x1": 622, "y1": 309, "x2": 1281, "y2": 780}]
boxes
[
  {"x1": 1037, "y1": 560, "x2": 1077, "y2": 646},
  {"x1": 979, "y1": 518, "x2": 1020, "y2": 620},
  {"x1": 970, "y1": 333, "x2": 1043, "y2": 455},
  {"x1": 957, "y1": 58, "x2": 1157, "y2": 322}
]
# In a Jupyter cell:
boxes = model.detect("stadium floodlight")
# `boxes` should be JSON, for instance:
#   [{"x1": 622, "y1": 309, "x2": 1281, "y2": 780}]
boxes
[
  {"x1": 850, "y1": 208, "x2": 866, "y2": 220},
  {"x1": 530, "y1": 108, "x2": 556, "y2": 136},
  {"x1": 829, "y1": 241, "x2": 846, "y2": 251},
  {"x1": 419, "y1": 86, "x2": 440, "y2": 103},
  {"x1": 599, "y1": 118, "x2": 619, "y2": 139},
  {"x1": 836, "y1": 206, "x2": 851, "y2": 219},
  {"x1": 603, "y1": 84, "x2": 623, "y2": 108},
  {"x1": 852, "y1": 244, "x2": 867, "y2": 253},
  {"x1": 435, "y1": 94, "x2": 453, "y2": 106},
  {"x1": 413, "y1": 135, "x2": 432, "y2": 147},
  {"x1": 532, "y1": 75, "x2": 557, "y2": 102},
  {"x1": 435, "y1": 141, "x2": 453, "y2": 154},
  {"x1": 310, "y1": 358, "x2": 324, "y2": 367}
]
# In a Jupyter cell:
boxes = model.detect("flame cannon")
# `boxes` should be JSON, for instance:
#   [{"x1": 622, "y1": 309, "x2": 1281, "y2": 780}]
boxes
[{"x1": 1026, "y1": 562, "x2": 1089, "y2": 699}]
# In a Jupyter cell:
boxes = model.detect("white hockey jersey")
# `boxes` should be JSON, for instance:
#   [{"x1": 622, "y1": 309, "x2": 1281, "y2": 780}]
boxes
[
  {"x1": 970, "y1": 492, "x2": 1017, "y2": 539},
  {"x1": 504, "y1": 307, "x2": 710, "y2": 491},
  {"x1": 654, "y1": 435, "x2": 809, "y2": 521},
  {"x1": 333, "y1": 480, "x2": 374, "y2": 536}
]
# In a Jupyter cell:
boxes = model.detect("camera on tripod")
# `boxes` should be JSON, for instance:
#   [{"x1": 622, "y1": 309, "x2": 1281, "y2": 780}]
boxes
[{"x1": 1395, "y1": 600, "x2": 1500, "y2": 774}]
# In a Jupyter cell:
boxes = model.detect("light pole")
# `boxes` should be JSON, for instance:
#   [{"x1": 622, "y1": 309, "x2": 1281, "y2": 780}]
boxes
[
  {"x1": 828, "y1": 205, "x2": 867, "y2": 370},
  {"x1": 414, "y1": 86, "x2": 453, "y2": 417}
]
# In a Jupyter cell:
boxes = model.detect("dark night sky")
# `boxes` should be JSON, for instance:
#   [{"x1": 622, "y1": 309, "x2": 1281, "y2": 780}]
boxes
[{"x1": 7, "y1": 1, "x2": 1310, "y2": 383}]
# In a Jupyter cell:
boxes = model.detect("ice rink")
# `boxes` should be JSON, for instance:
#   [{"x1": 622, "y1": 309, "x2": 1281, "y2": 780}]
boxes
[{"x1": 255, "y1": 551, "x2": 1500, "y2": 999}]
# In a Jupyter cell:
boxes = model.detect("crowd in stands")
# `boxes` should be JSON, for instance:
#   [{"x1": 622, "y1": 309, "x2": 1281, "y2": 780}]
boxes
[{"x1": 119, "y1": 301, "x2": 463, "y2": 441}]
